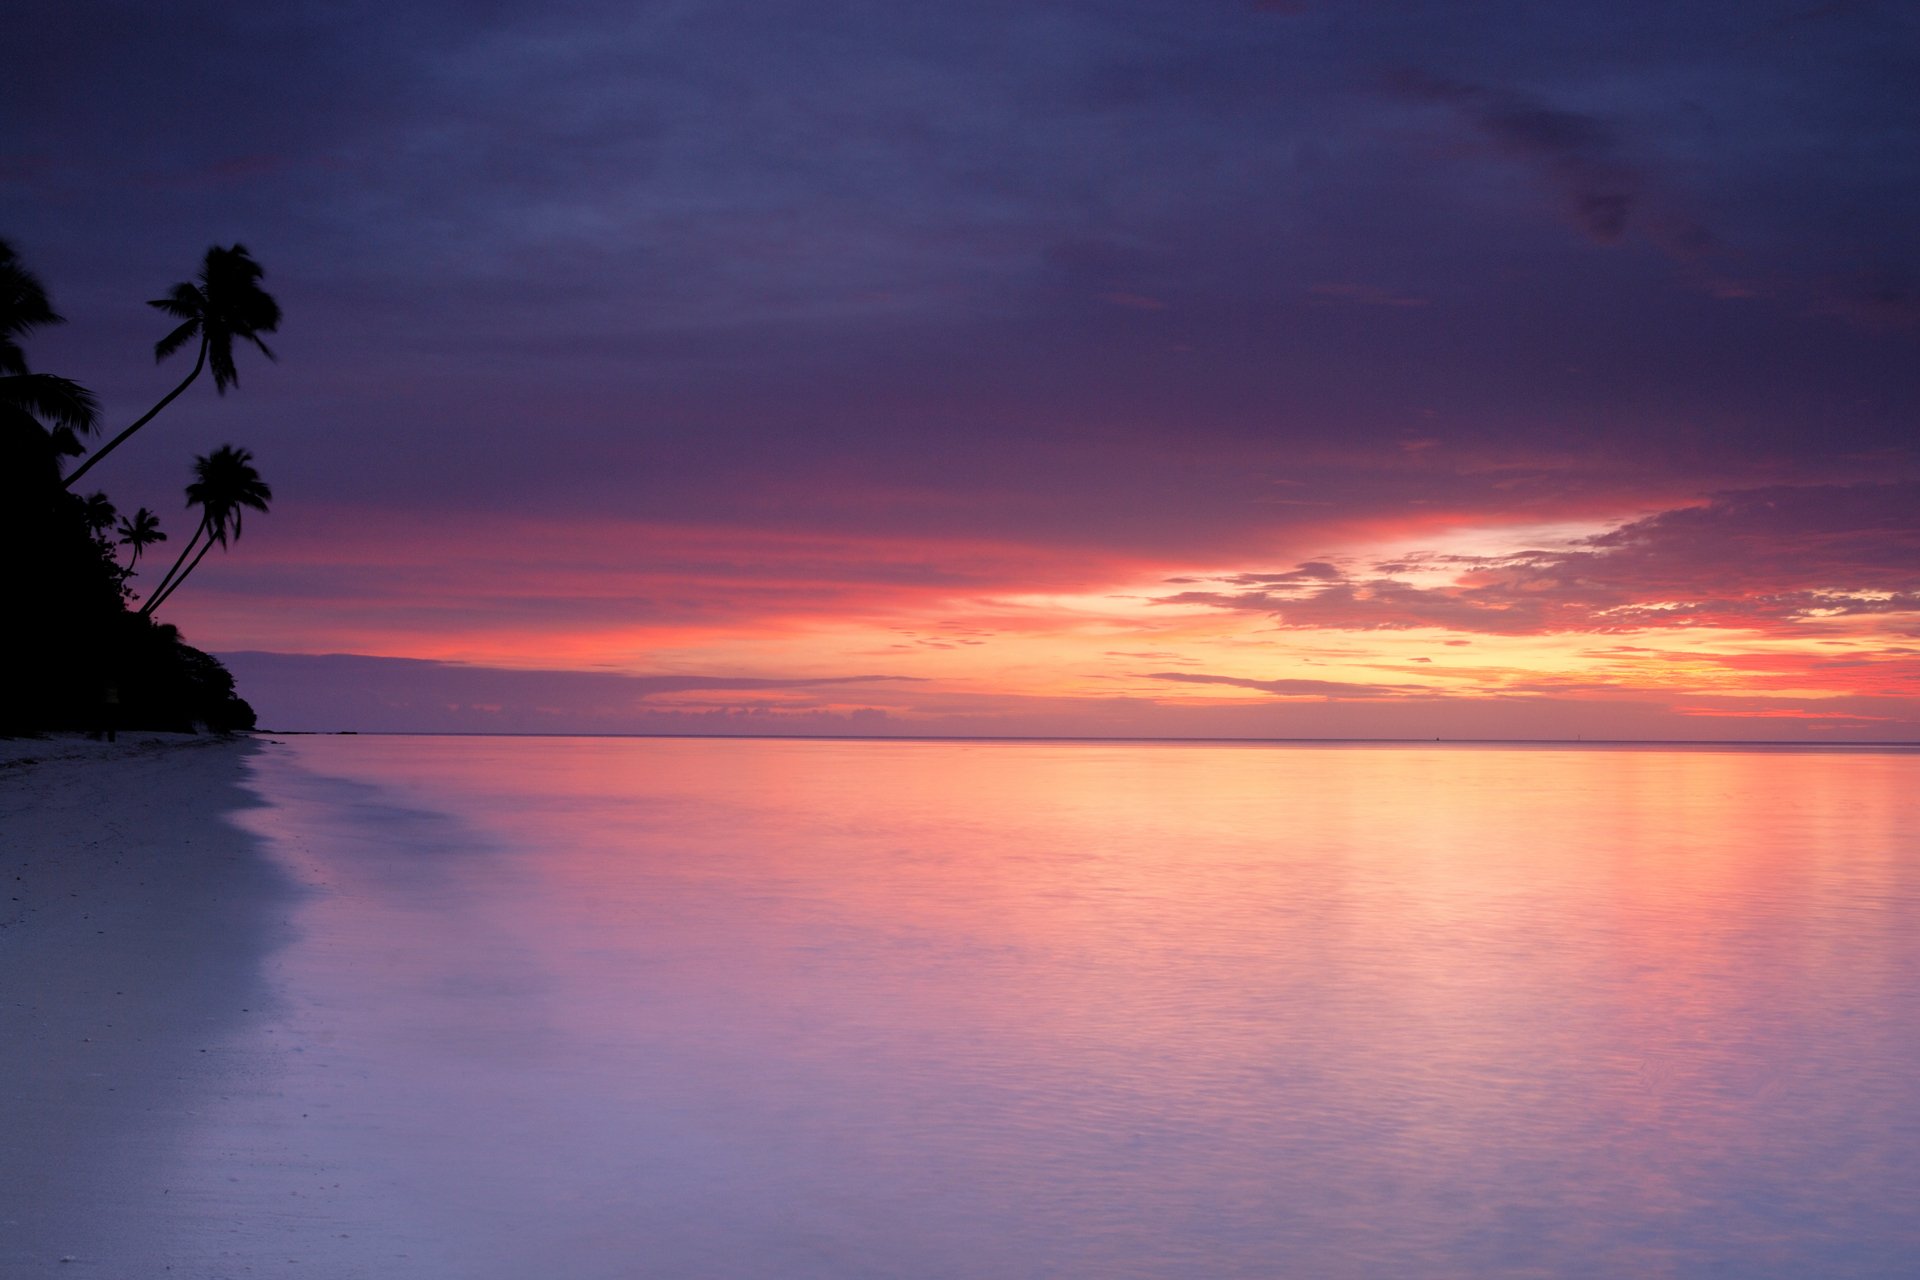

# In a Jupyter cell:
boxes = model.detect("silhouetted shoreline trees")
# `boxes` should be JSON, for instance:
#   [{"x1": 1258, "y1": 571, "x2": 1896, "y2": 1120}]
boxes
[{"x1": 2, "y1": 237, "x2": 277, "y2": 735}]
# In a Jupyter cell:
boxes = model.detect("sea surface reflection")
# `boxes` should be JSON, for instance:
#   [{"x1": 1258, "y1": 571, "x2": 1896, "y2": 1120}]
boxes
[{"x1": 224, "y1": 737, "x2": 1920, "y2": 1278}]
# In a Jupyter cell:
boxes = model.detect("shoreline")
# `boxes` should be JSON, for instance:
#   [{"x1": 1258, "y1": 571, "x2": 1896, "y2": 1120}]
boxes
[{"x1": 0, "y1": 732, "x2": 299, "y2": 1273}]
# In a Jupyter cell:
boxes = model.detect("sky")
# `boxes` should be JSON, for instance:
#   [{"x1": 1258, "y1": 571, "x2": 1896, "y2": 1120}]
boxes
[{"x1": 6, "y1": 0, "x2": 1919, "y2": 739}]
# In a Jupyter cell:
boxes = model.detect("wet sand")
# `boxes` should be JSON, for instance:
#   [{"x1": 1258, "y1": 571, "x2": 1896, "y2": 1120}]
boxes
[{"x1": 0, "y1": 734, "x2": 297, "y2": 1276}]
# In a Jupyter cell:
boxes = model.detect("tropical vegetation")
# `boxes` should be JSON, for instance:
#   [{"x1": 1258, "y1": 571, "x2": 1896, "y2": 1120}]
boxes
[
  {"x1": 62, "y1": 244, "x2": 280, "y2": 489},
  {"x1": 2, "y1": 236, "x2": 280, "y2": 734},
  {"x1": 141, "y1": 446, "x2": 273, "y2": 617},
  {"x1": 116, "y1": 507, "x2": 166, "y2": 570}
]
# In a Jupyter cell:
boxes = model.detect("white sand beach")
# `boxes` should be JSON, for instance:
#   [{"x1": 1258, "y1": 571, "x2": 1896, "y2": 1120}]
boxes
[{"x1": 0, "y1": 734, "x2": 300, "y2": 1276}]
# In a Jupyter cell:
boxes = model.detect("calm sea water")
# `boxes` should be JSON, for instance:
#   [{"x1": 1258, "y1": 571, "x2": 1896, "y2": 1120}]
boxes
[{"x1": 207, "y1": 736, "x2": 1920, "y2": 1277}]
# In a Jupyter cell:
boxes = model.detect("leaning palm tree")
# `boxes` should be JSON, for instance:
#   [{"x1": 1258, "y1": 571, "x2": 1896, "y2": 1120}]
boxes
[
  {"x1": 63, "y1": 245, "x2": 280, "y2": 489},
  {"x1": 116, "y1": 506, "x2": 166, "y2": 570},
  {"x1": 140, "y1": 445, "x2": 271, "y2": 616}
]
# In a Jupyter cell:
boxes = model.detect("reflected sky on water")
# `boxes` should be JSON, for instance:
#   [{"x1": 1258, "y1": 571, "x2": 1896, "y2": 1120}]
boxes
[{"x1": 210, "y1": 737, "x2": 1920, "y2": 1278}]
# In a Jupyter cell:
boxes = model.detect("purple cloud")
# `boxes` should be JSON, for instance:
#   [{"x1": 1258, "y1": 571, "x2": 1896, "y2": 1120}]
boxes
[
  {"x1": 1390, "y1": 69, "x2": 1644, "y2": 244},
  {"x1": 1143, "y1": 672, "x2": 1417, "y2": 700},
  {"x1": 1161, "y1": 483, "x2": 1920, "y2": 636},
  {"x1": 7, "y1": 0, "x2": 1917, "y2": 734},
  {"x1": 220, "y1": 652, "x2": 921, "y2": 733}
]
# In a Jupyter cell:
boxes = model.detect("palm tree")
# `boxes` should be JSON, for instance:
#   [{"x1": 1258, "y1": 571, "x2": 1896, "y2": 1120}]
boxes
[
  {"x1": 140, "y1": 445, "x2": 271, "y2": 616},
  {"x1": 116, "y1": 507, "x2": 166, "y2": 570},
  {"x1": 0, "y1": 237, "x2": 60, "y2": 376},
  {"x1": 79, "y1": 491, "x2": 118, "y2": 537},
  {"x1": 63, "y1": 245, "x2": 280, "y2": 489},
  {"x1": 1, "y1": 238, "x2": 101, "y2": 476},
  {"x1": 4, "y1": 375, "x2": 99, "y2": 451}
]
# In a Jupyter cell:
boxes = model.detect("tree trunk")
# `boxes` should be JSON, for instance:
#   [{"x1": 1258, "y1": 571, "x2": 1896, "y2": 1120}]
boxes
[
  {"x1": 139, "y1": 519, "x2": 207, "y2": 615},
  {"x1": 142, "y1": 527, "x2": 221, "y2": 614},
  {"x1": 62, "y1": 338, "x2": 207, "y2": 489}
]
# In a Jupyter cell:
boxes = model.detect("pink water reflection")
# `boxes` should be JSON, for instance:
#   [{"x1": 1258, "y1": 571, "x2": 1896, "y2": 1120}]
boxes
[{"x1": 222, "y1": 737, "x2": 1920, "y2": 1278}]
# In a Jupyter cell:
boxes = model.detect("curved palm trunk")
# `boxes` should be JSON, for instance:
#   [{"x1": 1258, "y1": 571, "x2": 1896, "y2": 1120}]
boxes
[
  {"x1": 62, "y1": 338, "x2": 207, "y2": 489},
  {"x1": 142, "y1": 532, "x2": 221, "y2": 614},
  {"x1": 138, "y1": 519, "x2": 208, "y2": 615}
]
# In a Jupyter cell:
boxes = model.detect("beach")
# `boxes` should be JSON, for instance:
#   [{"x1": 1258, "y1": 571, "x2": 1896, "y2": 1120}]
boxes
[
  {"x1": 0, "y1": 735, "x2": 301, "y2": 1274},
  {"x1": 5, "y1": 734, "x2": 1920, "y2": 1278}
]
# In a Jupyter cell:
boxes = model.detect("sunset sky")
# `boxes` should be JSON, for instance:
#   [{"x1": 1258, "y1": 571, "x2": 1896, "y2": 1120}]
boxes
[{"x1": 8, "y1": 0, "x2": 1918, "y2": 738}]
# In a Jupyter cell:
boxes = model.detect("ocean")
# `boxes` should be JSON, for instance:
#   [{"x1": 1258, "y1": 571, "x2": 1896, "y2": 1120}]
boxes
[{"x1": 198, "y1": 735, "x2": 1920, "y2": 1277}]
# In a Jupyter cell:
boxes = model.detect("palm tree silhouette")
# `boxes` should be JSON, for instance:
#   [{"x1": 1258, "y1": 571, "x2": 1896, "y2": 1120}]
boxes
[
  {"x1": 79, "y1": 491, "x2": 118, "y2": 537},
  {"x1": 63, "y1": 245, "x2": 280, "y2": 489},
  {"x1": 0, "y1": 238, "x2": 58, "y2": 373},
  {"x1": 116, "y1": 507, "x2": 166, "y2": 570},
  {"x1": 1, "y1": 238, "x2": 100, "y2": 471},
  {"x1": 140, "y1": 445, "x2": 272, "y2": 616}
]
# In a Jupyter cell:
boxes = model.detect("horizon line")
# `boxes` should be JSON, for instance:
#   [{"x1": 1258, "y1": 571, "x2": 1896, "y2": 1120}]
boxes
[{"x1": 254, "y1": 730, "x2": 1920, "y2": 751}]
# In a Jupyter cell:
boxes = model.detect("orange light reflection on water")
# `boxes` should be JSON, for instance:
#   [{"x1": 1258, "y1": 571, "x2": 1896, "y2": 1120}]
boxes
[{"x1": 235, "y1": 737, "x2": 1920, "y2": 1277}]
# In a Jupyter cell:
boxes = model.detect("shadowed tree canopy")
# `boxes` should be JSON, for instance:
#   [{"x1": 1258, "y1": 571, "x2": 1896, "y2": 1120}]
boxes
[
  {"x1": 1, "y1": 238, "x2": 101, "y2": 482},
  {"x1": 79, "y1": 491, "x2": 117, "y2": 536},
  {"x1": 2, "y1": 237, "x2": 260, "y2": 734},
  {"x1": 62, "y1": 244, "x2": 280, "y2": 489},
  {"x1": 0, "y1": 237, "x2": 60, "y2": 373}
]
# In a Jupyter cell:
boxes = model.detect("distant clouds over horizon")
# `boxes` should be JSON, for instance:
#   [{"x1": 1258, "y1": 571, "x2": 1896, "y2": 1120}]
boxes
[{"x1": 10, "y1": 0, "x2": 1918, "y2": 737}]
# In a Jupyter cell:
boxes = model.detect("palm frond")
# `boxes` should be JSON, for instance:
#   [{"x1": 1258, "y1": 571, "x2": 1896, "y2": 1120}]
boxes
[
  {"x1": 147, "y1": 281, "x2": 204, "y2": 319},
  {"x1": 153, "y1": 317, "x2": 202, "y2": 361},
  {"x1": 0, "y1": 238, "x2": 63, "y2": 375},
  {"x1": 0, "y1": 372, "x2": 101, "y2": 433},
  {"x1": 184, "y1": 443, "x2": 272, "y2": 545},
  {"x1": 208, "y1": 332, "x2": 238, "y2": 391},
  {"x1": 197, "y1": 246, "x2": 281, "y2": 392},
  {"x1": 117, "y1": 507, "x2": 167, "y2": 548}
]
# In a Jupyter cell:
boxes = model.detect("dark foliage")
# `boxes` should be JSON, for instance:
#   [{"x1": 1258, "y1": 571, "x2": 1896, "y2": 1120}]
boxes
[
  {"x1": 2, "y1": 444, "x2": 255, "y2": 734},
  {"x1": 1, "y1": 239, "x2": 257, "y2": 736}
]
